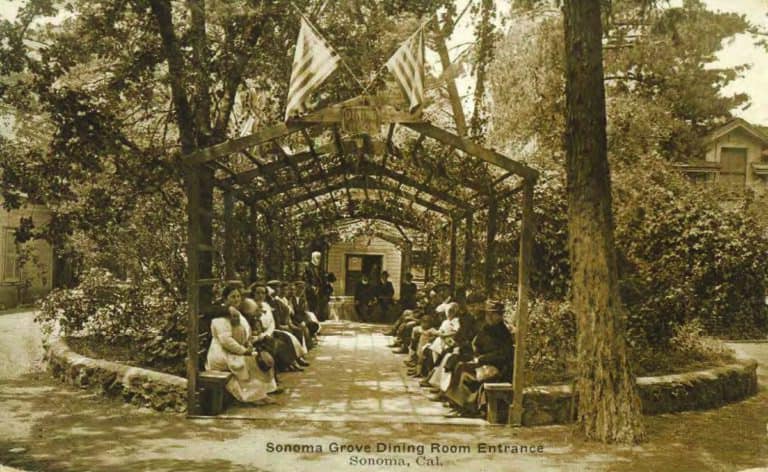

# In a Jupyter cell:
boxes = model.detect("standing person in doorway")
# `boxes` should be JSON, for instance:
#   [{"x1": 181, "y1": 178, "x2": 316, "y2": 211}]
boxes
[
  {"x1": 304, "y1": 250, "x2": 329, "y2": 321},
  {"x1": 400, "y1": 272, "x2": 418, "y2": 310},
  {"x1": 377, "y1": 271, "x2": 395, "y2": 321}
]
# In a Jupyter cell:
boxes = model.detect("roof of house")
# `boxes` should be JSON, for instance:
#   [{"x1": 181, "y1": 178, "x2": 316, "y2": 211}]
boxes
[{"x1": 704, "y1": 117, "x2": 768, "y2": 146}]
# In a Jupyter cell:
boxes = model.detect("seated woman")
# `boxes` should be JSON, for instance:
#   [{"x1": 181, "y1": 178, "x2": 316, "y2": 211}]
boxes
[
  {"x1": 276, "y1": 281, "x2": 309, "y2": 352},
  {"x1": 205, "y1": 285, "x2": 278, "y2": 405},
  {"x1": 249, "y1": 281, "x2": 308, "y2": 372},
  {"x1": 414, "y1": 301, "x2": 461, "y2": 378},
  {"x1": 443, "y1": 300, "x2": 514, "y2": 417}
]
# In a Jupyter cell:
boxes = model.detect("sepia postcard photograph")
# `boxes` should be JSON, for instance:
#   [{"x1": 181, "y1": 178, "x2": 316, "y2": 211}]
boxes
[{"x1": 1, "y1": 0, "x2": 768, "y2": 470}]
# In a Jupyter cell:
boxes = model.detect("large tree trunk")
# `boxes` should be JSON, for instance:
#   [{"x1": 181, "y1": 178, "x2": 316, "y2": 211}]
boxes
[{"x1": 563, "y1": 0, "x2": 645, "y2": 444}]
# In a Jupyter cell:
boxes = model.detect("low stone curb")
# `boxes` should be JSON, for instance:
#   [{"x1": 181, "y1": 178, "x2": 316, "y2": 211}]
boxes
[
  {"x1": 522, "y1": 360, "x2": 758, "y2": 426},
  {"x1": 47, "y1": 337, "x2": 758, "y2": 423},
  {"x1": 46, "y1": 338, "x2": 187, "y2": 413}
]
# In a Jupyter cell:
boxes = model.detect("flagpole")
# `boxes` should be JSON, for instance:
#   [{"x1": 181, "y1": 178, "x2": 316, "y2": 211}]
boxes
[
  {"x1": 362, "y1": 8, "x2": 458, "y2": 94},
  {"x1": 289, "y1": 3, "x2": 367, "y2": 91}
]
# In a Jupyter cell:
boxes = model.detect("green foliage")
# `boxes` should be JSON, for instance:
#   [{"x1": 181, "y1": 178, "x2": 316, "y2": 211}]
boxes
[
  {"x1": 36, "y1": 268, "x2": 187, "y2": 375},
  {"x1": 490, "y1": 2, "x2": 750, "y2": 164},
  {"x1": 495, "y1": 157, "x2": 768, "y2": 343},
  {"x1": 614, "y1": 159, "x2": 768, "y2": 342},
  {"x1": 521, "y1": 299, "x2": 577, "y2": 385}
]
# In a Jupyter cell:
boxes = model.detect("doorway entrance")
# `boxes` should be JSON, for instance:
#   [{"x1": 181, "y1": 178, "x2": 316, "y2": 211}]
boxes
[{"x1": 344, "y1": 254, "x2": 383, "y2": 296}]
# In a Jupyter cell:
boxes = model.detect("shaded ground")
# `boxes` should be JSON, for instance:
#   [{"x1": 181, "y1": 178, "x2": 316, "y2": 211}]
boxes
[
  {"x1": 225, "y1": 321, "x2": 483, "y2": 425},
  {"x1": 1, "y1": 310, "x2": 768, "y2": 471}
]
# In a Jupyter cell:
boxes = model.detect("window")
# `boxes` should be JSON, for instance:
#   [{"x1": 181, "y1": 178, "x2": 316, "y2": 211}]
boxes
[
  {"x1": 2, "y1": 228, "x2": 19, "y2": 282},
  {"x1": 720, "y1": 147, "x2": 747, "y2": 189}
]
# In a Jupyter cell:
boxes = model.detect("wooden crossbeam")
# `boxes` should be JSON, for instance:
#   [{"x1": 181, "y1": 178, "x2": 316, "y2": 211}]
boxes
[
  {"x1": 247, "y1": 160, "x2": 472, "y2": 211},
  {"x1": 277, "y1": 176, "x2": 457, "y2": 216},
  {"x1": 184, "y1": 121, "x2": 313, "y2": 164},
  {"x1": 294, "y1": 208, "x2": 438, "y2": 235},
  {"x1": 404, "y1": 122, "x2": 539, "y2": 180},
  {"x1": 302, "y1": 129, "x2": 342, "y2": 214}
]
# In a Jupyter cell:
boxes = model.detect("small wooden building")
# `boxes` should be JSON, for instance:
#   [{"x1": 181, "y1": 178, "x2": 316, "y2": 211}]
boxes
[
  {"x1": 0, "y1": 199, "x2": 54, "y2": 308},
  {"x1": 675, "y1": 118, "x2": 768, "y2": 189},
  {"x1": 327, "y1": 234, "x2": 402, "y2": 299}
]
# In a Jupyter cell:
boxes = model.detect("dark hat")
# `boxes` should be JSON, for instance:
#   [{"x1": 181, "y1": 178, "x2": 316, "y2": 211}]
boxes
[
  {"x1": 484, "y1": 299, "x2": 505, "y2": 314},
  {"x1": 382, "y1": 270, "x2": 389, "y2": 277},
  {"x1": 267, "y1": 280, "x2": 282, "y2": 287}
]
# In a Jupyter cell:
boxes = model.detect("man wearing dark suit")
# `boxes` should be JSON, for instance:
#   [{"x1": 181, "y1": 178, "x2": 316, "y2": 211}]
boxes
[
  {"x1": 400, "y1": 273, "x2": 418, "y2": 311},
  {"x1": 444, "y1": 300, "x2": 514, "y2": 416},
  {"x1": 304, "y1": 251, "x2": 329, "y2": 321}
]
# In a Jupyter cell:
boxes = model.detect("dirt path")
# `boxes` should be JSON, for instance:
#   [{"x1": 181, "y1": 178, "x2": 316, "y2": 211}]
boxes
[{"x1": 1, "y1": 312, "x2": 768, "y2": 471}]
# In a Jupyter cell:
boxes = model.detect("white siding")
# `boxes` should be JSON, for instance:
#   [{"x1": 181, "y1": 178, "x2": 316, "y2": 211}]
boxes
[
  {"x1": 0, "y1": 201, "x2": 54, "y2": 307},
  {"x1": 709, "y1": 128, "x2": 765, "y2": 188},
  {"x1": 327, "y1": 235, "x2": 402, "y2": 298}
]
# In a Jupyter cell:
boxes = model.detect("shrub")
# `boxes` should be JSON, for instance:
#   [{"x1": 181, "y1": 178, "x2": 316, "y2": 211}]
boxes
[
  {"x1": 497, "y1": 158, "x2": 768, "y2": 345},
  {"x1": 520, "y1": 299, "x2": 577, "y2": 385},
  {"x1": 614, "y1": 158, "x2": 768, "y2": 342},
  {"x1": 37, "y1": 268, "x2": 187, "y2": 376}
]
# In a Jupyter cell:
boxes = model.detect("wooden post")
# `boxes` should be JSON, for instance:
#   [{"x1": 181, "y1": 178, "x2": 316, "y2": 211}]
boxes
[
  {"x1": 185, "y1": 165, "x2": 214, "y2": 415},
  {"x1": 223, "y1": 191, "x2": 235, "y2": 280},
  {"x1": 248, "y1": 203, "x2": 259, "y2": 283},
  {"x1": 463, "y1": 212, "x2": 474, "y2": 287},
  {"x1": 484, "y1": 196, "x2": 499, "y2": 294},
  {"x1": 510, "y1": 180, "x2": 535, "y2": 426},
  {"x1": 401, "y1": 240, "x2": 412, "y2": 287},
  {"x1": 425, "y1": 233, "x2": 433, "y2": 283},
  {"x1": 449, "y1": 217, "x2": 458, "y2": 291}
]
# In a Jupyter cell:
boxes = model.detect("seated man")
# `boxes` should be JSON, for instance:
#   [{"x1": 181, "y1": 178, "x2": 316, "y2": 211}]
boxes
[
  {"x1": 291, "y1": 280, "x2": 320, "y2": 342},
  {"x1": 443, "y1": 300, "x2": 514, "y2": 416}
]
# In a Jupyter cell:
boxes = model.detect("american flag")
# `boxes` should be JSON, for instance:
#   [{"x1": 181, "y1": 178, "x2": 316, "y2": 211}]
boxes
[
  {"x1": 386, "y1": 29, "x2": 425, "y2": 113},
  {"x1": 285, "y1": 17, "x2": 340, "y2": 120}
]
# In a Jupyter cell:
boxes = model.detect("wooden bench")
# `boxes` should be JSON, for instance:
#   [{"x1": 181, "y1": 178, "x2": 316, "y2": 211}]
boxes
[
  {"x1": 198, "y1": 371, "x2": 232, "y2": 416},
  {"x1": 483, "y1": 382, "x2": 514, "y2": 424}
]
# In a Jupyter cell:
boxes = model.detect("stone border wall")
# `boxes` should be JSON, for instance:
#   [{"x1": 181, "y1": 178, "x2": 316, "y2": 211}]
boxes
[
  {"x1": 47, "y1": 337, "x2": 757, "y2": 422},
  {"x1": 522, "y1": 360, "x2": 758, "y2": 426},
  {"x1": 46, "y1": 339, "x2": 187, "y2": 413}
]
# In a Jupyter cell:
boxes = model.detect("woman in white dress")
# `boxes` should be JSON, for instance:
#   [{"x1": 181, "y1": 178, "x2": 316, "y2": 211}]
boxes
[{"x1": 205, "y1": 286, "x2": 278, "y2": 404}]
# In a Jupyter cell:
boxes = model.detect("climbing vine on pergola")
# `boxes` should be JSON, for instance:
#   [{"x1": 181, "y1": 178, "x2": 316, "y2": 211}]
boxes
[{"x1": 182, "y1": 93, "x2": 538, "y2": 425}]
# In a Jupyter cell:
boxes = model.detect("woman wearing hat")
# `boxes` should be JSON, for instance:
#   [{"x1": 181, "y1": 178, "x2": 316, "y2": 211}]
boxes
[{"x1": 205, "y1": 285, "x2": 278, "y2": 404}]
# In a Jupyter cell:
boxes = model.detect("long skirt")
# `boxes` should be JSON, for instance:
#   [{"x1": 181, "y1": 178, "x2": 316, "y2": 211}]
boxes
[
  {"x1": 206, "y1": 355, "x2": 277, "y2": 403},
  {"x1": 272, "y1": 331, "x2": 301, "y2": 369},
  {"x1": 443, "y1": 361, "x2": 481, "y2": 413}
]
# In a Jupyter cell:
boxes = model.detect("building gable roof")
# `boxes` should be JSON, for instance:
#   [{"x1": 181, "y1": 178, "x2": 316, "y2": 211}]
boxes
[{"x1": 704, "y1": 117, "x2": 768, "y2": 146}]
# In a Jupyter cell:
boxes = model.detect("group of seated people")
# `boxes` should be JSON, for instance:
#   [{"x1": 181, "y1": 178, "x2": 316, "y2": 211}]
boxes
[
  {"x1": 387, "y1": 282, "x2": 515, "y2": 417},
  {"x1": 205, "y1": 279, "x2": 322, "y2": 406},
  {"x1": 353, "y1": 270, "x2": 397, "y2": 322}
]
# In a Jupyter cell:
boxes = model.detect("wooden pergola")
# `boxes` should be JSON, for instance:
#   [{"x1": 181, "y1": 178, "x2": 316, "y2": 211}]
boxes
[{"x1": 182, "y1": 94, "x2": 538, "y2": 425}]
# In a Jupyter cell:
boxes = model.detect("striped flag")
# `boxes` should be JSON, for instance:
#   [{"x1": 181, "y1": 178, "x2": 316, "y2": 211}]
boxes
[
  {"x1": 285, "y1": 17, "x2": 340, "y2": 120},
  {"x1": 386, "y1": 29, "x2": 425, "y2": 112}
]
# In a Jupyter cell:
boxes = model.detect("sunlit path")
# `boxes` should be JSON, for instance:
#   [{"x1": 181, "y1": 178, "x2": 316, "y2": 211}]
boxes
[{"x1": 222, "y1": 321, "x2": 485, "y2": 425}]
